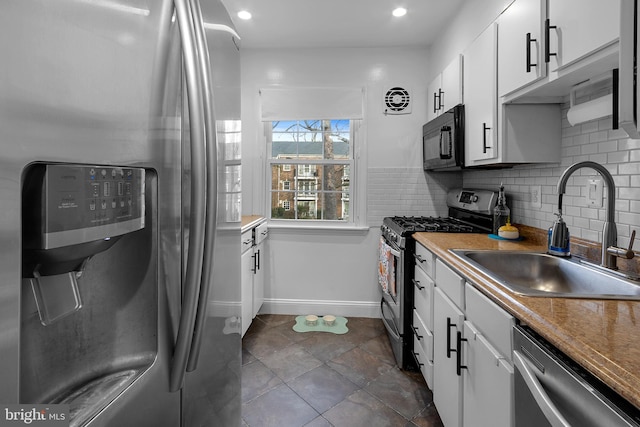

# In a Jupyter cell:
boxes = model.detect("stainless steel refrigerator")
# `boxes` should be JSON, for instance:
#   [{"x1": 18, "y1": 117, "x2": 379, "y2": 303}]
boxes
[{"x1": 0, "y1": 0, "x2": 241, "y2": 425}]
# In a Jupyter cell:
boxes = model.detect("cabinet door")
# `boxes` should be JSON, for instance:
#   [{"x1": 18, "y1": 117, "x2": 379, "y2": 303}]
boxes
[
  {"x1": 441, "y1": 54, "x2": 463, "y2": 111},
  {"x1": 433, "y1": 288, "x2": 464, "y2": 427},
  {"x1": 427, "y1": 74, "x2": 443, "y2": 122},
  {"x1": 498, "y1": 0, "x2": 545, "y2": 96},
  {"x1": 547, "y1": 0, "x2": 620, "y2": 71},
  {"x1": 252, "y1": 241, "x2": 264, "y2": 318},
  {"x1": 464, "y1": 23, "x2": 498, "y2": 165},
  {"x1": 241, "y1": 248, "x2": 254, "y2": 336},
  {"x1": 463, "y1": 321, "x2": 513, "y2": 427}
]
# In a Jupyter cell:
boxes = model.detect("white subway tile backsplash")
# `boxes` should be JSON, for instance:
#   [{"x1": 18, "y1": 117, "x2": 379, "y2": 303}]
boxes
[
  {"x1": 460, "y1": 96, "x2": 639, "y2": 248},
  {"x1": 366, "y1": 167, "x2": 461, "y2": 226}
]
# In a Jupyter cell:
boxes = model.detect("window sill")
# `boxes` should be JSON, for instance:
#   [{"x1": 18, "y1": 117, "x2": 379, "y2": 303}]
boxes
[{"x1": 267, "y1": 221, "x2": 371, "y2": 234}]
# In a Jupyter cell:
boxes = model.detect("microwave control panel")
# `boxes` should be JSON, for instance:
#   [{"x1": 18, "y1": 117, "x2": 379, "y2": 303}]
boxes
[{"x1": 23, "y1": 164, "x2": 145, "y2": 250}]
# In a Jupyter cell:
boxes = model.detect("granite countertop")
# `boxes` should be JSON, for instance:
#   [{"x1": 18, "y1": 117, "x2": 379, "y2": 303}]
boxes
[
  {"x1": 413, "y1": 226, "x2": 640, "y2": 410},
  {"x1": 241, "y1": 215, "x2": 266, "y2": 233}
]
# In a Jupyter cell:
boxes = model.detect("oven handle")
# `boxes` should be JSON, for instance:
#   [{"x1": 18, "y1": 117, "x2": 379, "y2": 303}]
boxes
[
  {"x1": 513, "y1": 350, "x2": 571, "y2": 427},
  {"x1": 380, "y1": 299, "x2": 401, "y2": 341},
  {"x1": 381, "y1": 237, "x2": 401, "y2": 258}
]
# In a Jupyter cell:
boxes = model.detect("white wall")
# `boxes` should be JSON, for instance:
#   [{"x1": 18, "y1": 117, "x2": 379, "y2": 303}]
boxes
[
  {"x1": 427, "y1": 0, "x2": 513, "y2": 80},
  {"x1": 241, "y1": 47, "x2": 460, "y2": 317}
]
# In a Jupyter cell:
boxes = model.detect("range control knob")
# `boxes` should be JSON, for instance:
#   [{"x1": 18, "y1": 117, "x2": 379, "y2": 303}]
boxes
[{"x1": 471, "y1": 194, "x2": 479, "y2": 203}]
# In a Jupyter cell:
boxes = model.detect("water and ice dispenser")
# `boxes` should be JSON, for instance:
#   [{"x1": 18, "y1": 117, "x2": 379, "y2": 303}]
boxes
[{"x1": 22, "y1": 163, "x2": 145, "y2": 325}]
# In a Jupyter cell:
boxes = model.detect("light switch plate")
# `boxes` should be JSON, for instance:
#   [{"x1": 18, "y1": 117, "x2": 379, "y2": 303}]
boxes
[{"x1": 586, "y1": 179, "x2": 603, "y2": 207}]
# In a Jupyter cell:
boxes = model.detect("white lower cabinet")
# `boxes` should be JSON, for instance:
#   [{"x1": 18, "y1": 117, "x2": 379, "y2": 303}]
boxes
[
  {"x1": 412, "y1": 310, "x2": 434, "y2": 388},
  {"x1": 433, "y1": 287, "x2": 465, "y2": 427},
  {"x1": 241, "y1": 230, "x2": 254, "y2": 337},
  {"x1": 462, "y1": 321, "x2": 513, "y2": 427},
  {"x1": 424, "y1": 251, "x2": 515, "y2": 427},
  {"x1": 241, "y1": 222, "x2": 268, "y2": 337}
]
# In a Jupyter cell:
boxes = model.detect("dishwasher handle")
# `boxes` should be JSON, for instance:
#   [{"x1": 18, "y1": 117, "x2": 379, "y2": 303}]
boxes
[{"x1": 513, "y1": 350, "x2": 571, "y2": 427}]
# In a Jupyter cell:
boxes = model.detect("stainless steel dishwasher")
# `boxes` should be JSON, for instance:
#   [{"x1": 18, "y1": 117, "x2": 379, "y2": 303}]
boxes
[{"x1": 513, "y1": 325, "x2": 640, "y2": 427}]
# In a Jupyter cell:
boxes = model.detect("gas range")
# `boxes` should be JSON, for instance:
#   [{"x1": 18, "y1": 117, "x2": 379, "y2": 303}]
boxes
[
  {"x1": 381, "y1": 216, "x2": 483, "y2": 249},
  {"x1": 381, "y1": 188, "x2": 497, "y2": 249},
  {"x1": 379, "y1": 188, "x2": 497, "y2": 371}
]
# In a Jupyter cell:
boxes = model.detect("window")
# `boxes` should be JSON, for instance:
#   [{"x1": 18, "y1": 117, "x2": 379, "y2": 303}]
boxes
[{"x1": 268, "y1": 119, "x2": 354, "y2": 222}]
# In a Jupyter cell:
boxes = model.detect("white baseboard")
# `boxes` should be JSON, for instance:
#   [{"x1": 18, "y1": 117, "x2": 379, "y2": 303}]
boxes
[{"x1": 259, "y1": 298, "x2": 381, "y2": 318}]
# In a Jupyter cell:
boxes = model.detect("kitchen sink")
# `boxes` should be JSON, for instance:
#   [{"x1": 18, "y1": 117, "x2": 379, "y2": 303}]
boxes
[{"x1": 449, "y1": 250, "x2": 640, "y2": 300}]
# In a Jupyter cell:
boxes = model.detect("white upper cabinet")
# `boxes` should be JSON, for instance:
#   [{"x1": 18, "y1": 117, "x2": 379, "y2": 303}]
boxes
[
  {"x1": 547, "y1": 0, "x2": 620, "y2": 71},
  {"x1": 464, "y1": 24, "x2": 498, "y2": 163},
  {"x1": 427, "y1": 54, "x2": 463, "y2": 122},
  {"x1": 464, "y1": 22, "x2": 561, "y2": 167},
  {"x1": 498, "y1": 0, "x2": 546, "y2": 97}
]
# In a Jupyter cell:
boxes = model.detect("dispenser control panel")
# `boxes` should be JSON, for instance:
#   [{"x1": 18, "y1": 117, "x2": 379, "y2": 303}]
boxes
[{"x1": 24, "y1": 164, "x2": 145, "y2": 249}]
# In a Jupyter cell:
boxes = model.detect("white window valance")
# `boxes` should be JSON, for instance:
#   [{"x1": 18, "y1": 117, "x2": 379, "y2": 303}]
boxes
[{"x1": 259, "y1": 87, "x2": 364, "y2": 121}]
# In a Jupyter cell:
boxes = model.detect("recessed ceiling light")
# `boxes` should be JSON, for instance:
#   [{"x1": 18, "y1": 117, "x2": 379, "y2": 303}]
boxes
[
  {"x1": 392, "y1": 7, "x2": 407, "y2": 17},
  {"x1": 237, "y1": 10, "x2": 252, "y2": 20}
]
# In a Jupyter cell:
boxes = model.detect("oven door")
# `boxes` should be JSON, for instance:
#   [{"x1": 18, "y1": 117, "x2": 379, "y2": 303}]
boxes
[
  {"x1": 381, "y1": 298, "x2": 403, "y2": 367},
  {"x1": 379, "y1": 237, "x2": 404, "y2": 367}
]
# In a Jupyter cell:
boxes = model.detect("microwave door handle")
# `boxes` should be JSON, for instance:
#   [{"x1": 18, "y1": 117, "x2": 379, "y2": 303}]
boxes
[{"x1": 440, "y1": 126, "x2": 452, "y2": 159}]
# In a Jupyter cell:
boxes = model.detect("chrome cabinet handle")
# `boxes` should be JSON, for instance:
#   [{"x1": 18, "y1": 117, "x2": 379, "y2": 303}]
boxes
[
  {"x1": 412, "y1": 278, "x2": 425, "y2": 291},
  {"x1": 514, "y1": 351, "x2": 571, "y2": 427}
]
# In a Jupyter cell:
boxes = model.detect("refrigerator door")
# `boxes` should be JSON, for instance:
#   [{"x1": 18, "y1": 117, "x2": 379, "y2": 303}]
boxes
[{"x1": 0, "y1": 0, "x2": 220, "y2": 425}]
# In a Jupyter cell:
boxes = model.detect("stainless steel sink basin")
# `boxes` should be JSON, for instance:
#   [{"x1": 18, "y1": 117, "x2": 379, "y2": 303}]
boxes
[{"x1": 449, "y1": 250, "x2": 640, "y2": 300}]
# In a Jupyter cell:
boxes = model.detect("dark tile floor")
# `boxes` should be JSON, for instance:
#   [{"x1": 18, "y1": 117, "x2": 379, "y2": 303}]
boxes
[{"x1": 241, "y1": 314, "x2": 443, "y2": 427}]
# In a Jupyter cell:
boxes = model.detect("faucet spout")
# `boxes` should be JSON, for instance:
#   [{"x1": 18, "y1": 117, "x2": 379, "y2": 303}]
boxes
[{"x1": 556, "y1": 161, "x2": 617, "y2": 269}]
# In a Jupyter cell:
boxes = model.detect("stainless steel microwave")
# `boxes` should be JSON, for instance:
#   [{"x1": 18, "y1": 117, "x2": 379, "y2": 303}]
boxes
[{"x1": 423, "y1": 104, "x2": 464, "y2": 171}]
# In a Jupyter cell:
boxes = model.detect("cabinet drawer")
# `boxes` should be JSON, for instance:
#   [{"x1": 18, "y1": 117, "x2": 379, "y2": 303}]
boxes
[
  {"x1": 413, "y1": 310, "x2": 433, "y2": 361},
  {"x1": 465, "y1": 283, "x2": 514, "y2": 361},
  {"x1": 241, "y1": 230, "x2": 253, "y2": 253},
  {"x1": 413, "y1": 266, "x2": 434, "y2": 331},
  {"x1": 435, "y1": 259, "x2": 465, "y2": 309},
  {"x1": 254, "y1": 222, "x2": 268, "y2": 245},
  {"x1": 414, "y1": 243, "x2": 435, "y2": 278},
  {"x1": 413, "y1": 333, "x2": 435, "y2": 390}
]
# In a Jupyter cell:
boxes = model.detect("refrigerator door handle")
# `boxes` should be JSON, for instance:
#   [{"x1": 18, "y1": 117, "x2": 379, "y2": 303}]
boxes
[
  {"x1": 170, "y1": 0, "x2": 208, "y2": 393},
  {"x1": 187, "y1": 0, "x2": 219, "y2": 373}
]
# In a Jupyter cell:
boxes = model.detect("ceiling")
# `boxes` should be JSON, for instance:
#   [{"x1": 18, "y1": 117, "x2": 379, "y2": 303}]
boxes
[{"x1": 221, "y1": 0, "x2": 466, "y2": 49}]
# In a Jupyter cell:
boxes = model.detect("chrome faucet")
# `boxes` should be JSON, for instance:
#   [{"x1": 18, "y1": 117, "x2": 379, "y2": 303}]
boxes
[{"x1": 554, "y1": 161, "x2": 621, "y2": 269}]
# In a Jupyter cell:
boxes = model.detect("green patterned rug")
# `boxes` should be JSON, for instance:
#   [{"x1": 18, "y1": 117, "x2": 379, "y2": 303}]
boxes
[{"x1": 293, "y1": 315, "x2": 349, "y2": 334}]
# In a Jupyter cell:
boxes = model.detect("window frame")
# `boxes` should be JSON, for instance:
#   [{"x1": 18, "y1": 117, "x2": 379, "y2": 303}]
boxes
[{"x1": 265, "y1": 119, "x2": 364, "y2": 228}]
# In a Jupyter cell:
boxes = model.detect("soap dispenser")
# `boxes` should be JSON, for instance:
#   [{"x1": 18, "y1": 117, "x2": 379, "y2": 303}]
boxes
[
  {"x1": 492, "y1": 184, "x2": 510, "y2": 235},
  {"x1": 548, "y1": 211, "x2": 570, "y2": 256}
]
